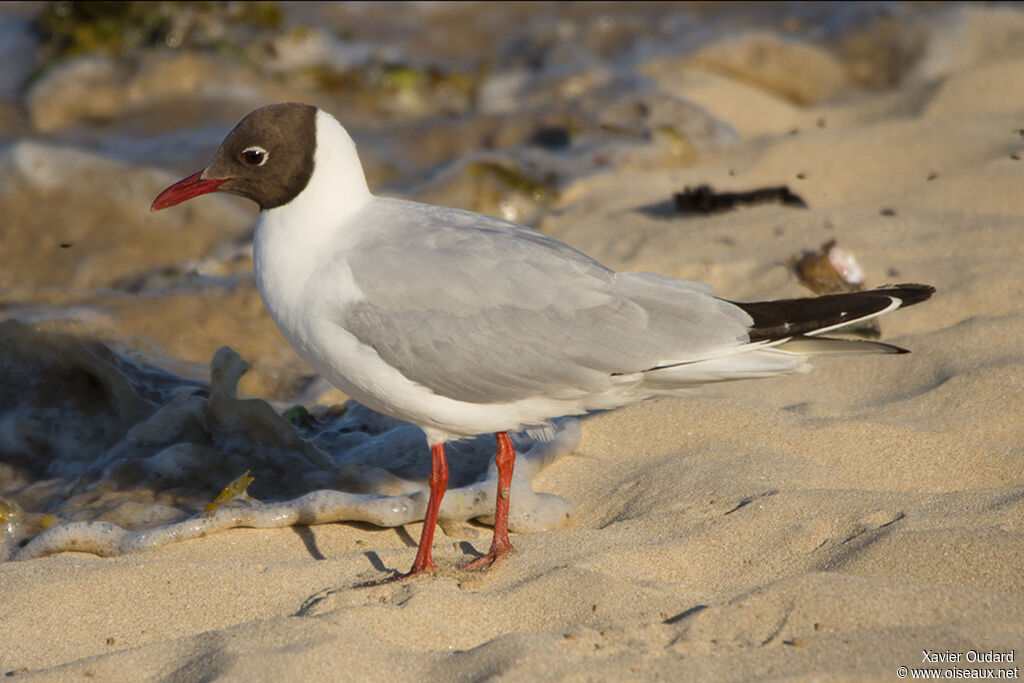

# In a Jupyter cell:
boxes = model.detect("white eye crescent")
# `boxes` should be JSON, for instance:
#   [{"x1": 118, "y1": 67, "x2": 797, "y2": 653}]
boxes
[{"x1": 241, "y1": 145, "x2": 268, "y2": 166}]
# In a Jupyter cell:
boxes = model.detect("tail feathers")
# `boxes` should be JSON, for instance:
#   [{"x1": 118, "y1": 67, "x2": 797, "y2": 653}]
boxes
[
  {"x1": 634, "y1": 283, "x2": 931, "y2": 386},
  {"x1": 775, "y1": 335, "x2": 909, "y2": 356},
  {"x1": 733, "y1": 283, "x2": 934, "y2": 343},
  {"x1": 642, "y1": 347, "x2": 809, "y2": 387}
]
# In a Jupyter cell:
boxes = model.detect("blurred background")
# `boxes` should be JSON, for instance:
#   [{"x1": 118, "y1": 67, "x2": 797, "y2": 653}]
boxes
[{"x1": 0, "y1": 1, "x2": 945, "y2": 400}]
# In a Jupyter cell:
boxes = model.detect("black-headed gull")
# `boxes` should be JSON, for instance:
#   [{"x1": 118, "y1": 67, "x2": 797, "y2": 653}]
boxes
[{"x1": 152, "y1": 103, "x2": 933, "y2": 579}]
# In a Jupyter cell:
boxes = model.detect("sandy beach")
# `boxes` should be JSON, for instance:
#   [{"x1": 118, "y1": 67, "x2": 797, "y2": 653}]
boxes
[{"x1": 1, "y1": 3, "x2": 1021, "y2": 680}]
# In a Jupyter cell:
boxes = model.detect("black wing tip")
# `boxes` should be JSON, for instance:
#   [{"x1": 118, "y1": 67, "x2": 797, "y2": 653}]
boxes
[
  {"x1": 881, "y1": 283, "x2": 935, "y2": 308},
  {"x1": 736, "y1": 283, "x2": 934, "y2": 344}
]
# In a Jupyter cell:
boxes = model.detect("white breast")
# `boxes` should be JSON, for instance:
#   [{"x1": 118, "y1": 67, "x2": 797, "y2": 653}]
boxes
[{"x1": 250, "y1": 110, "x2": 615, "y2": 442}]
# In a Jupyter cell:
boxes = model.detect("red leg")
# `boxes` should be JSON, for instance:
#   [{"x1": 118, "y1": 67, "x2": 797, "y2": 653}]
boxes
[
  {"x1": 354, "y1": 442, "x2": 449, "y2": 586},
  {"x1": 464, "y1": 431, "x2": 516, "y2": 570},
  {"x1": 406, "y1": 442, "x2": 449, "y2": 576}
]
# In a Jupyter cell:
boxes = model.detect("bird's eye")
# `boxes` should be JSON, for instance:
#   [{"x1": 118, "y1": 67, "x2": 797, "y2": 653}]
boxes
[{"x1": 241, "y1": 146, "x2": 268, "y2": 167}]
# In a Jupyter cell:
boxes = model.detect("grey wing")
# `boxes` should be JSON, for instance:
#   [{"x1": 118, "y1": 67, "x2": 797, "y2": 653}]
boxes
[{"x1": 334, "y1": 199, "x2": 753, "y2": 403}]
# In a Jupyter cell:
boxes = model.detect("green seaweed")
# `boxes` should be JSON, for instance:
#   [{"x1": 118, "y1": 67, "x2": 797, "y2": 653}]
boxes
[
  {"x1": 38, "y1": 1, "x2": 170, "y2": 58},
  {"x1": 299, "y1": 60, "x2": 480, "y2": 118},
  {"x1": 35, "y1": 1, "x2": 283, "y2": 60},
  {"x1": 468, "y1": 160, "x2": 559, "y2": 203},
  {"x1": 204, "y1": 470, "x2": 255, "y2": 513},
  {"x1": 283, "y1": 404, "x2": 314, "y2": 428}
]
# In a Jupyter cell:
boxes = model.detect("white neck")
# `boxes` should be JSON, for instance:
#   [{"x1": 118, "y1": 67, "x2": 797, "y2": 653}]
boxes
[
  {"x1": 263, "y1": 109, "x2": 372, "y2": 232},
  {"x1": 251, "y1": 109, "x2": 373, "y2": 346}
]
